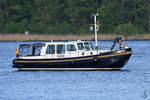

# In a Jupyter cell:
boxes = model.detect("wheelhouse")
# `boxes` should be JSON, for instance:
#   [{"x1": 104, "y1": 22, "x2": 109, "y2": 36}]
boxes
[{"x1": 18, "y1": 41, "x2": 96, "y2": 59}]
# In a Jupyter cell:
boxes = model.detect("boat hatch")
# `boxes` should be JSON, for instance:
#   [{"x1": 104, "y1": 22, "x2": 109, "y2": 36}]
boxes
[{"x1": 19, "y1": 43, "x2": 45, "y2": 56}]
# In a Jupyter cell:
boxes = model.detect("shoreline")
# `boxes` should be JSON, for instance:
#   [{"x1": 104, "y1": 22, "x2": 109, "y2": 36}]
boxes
[{"x1": 0, "y1": 34, "x2": 150, "y2": 41}]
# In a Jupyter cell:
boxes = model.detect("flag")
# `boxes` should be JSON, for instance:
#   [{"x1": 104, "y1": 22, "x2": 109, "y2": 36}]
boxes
[{"x1": 16, "y1": 48, "x2": 19, "y2": 57}]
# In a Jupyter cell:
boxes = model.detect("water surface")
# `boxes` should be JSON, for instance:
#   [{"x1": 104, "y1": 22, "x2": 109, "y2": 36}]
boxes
[{"x1": 0, "y1": 41, "x2": 150, "y2": 100}]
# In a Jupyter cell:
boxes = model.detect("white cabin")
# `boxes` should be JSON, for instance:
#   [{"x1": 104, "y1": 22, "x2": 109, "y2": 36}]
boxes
[{"x1": 18, "y1": 40, "x2": 102, "y2": 59}]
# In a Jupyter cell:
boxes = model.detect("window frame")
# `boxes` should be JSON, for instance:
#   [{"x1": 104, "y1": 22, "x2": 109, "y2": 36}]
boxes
[
  {"x1": 46, "y1": 45, "x2": 55, "y2": 54},
  {"x1": 77, "y1": 43, "x2": 84, "y2": 50},
  {"x1": 56, "y1": 44, "x2": 65, "y2": 54},
  {"x1": 84, "y1": 42, "x2": 90, "y2": 50},
  {"x1": 67, "y1": 44, "x2": 76, "y2": 51}
]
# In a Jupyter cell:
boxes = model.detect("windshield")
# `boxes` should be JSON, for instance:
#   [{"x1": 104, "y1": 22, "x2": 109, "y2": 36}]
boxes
[
  {"x1": 77, "y1": 43, "x2": 84, "y2": 50},
  {"x1": 89, "y1": 42, "x2": 94, "y2": 50},
  {"x1": 84, "y1": 43, "x2": 90, "y2": 50},
  {"x1": 67, "y1": 44, "x2": 76, "y2": 51}
]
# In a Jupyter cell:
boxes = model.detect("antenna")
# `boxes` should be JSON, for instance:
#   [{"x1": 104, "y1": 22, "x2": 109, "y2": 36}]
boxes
[{"x1": 92, "y1": 13, "x2": 98, "y2": 50}]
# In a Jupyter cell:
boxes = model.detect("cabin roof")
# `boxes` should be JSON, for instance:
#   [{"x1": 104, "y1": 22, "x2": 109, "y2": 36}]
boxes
[
  {"x1": 44, "y1": 40, "x2": 92, "y2": 44},
  {"x1": 20, "y1": 43, "x2": 45, "y2": 47},
  {"x1": 19, "y1": 40, "x2": 92, "y2": 47}
]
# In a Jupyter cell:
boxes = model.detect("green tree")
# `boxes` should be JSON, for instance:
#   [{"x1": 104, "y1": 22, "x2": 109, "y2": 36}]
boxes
[
  {"x1": 98, "y1": 0, "x2": 148, "y2": 33},
  {"x1": 113, "y1": 23, "x2": 143, "y2": 35}
]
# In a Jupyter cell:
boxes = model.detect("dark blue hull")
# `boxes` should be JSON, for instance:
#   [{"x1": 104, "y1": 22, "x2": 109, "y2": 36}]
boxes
[{"x1": 12, "y1": 48, "x2": 132, "y2": 71}]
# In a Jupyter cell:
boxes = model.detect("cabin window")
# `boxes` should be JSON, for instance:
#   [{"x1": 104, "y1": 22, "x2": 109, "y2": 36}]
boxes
[
  {"x1": 33, "y1": 46, "x2": 42, "y2": 56},
  {"x1": 19, "y1": 44, "x2": 43, "y2": 56},
  {"x1": 84, "y1": 43, "x2": 90, "y2": 50},
  {"x1": 67, "y1": 44, "x2": 76, "y2": 51},
  {"x1": 77, "y1": 43, "x2": 84, "y2": 50},
  {"x1": 57, "y1": 45, "x2": 65, "y2": 54},
  {"x1": 89, "y1": 43, "x2": 94, "y2": 50},
  {"x1": 46, "y1": 45, "x2": 55, "y2": 54},
  {"x1": 19, "y1": 46, "x2": 32, "y2": 56}
]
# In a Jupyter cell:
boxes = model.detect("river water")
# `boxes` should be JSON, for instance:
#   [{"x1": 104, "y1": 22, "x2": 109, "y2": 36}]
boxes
[{"x1": 0, "y1": 41, "x2": 150, "y2": 100}]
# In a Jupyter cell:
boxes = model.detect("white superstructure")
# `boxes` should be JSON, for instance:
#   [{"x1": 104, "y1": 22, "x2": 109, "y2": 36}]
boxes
[{"x1": 18, "y1": 40, "x2": 104, "y2": 59}]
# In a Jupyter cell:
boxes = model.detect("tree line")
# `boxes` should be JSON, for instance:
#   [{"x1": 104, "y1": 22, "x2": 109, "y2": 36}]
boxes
[{"x1": 0, "y1": 0, "x2": 149, "y2": 34}]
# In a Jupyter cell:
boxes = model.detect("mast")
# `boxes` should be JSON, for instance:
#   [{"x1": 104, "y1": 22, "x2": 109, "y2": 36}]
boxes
[{"x1": 92, "y1": 13, "x2": 98, "y2": 49}]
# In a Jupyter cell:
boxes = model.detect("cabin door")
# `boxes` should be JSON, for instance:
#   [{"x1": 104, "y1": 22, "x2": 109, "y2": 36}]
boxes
[{"x1": 56, "y1": 44, "x2": 65, "y2": 58}]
